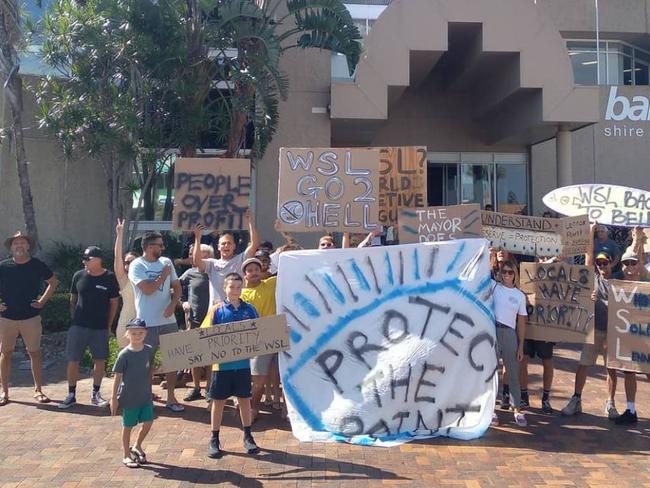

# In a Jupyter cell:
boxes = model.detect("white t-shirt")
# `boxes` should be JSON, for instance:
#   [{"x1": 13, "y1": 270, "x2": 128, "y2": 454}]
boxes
[
  {"x1": 204, "y1": 253, "x2": 246, "y2": 304},
  {"x1": 128, "y1": 256, "x2": 178, "y2": 328},
  {"x1": 492, "y1": 282, "x2": 527, "y2": 329}
]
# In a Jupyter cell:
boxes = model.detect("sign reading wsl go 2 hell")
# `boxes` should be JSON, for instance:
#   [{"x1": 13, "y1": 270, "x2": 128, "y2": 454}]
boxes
[
  {"x1": 607, "y1": 280, "x2": 650, "y2": 374},
  {"x1": 173, "y1": 158, "x2": 251, "y2": 231},
  {"x1": 277, "y1": 148, "x2": 379, "y2": 232}
]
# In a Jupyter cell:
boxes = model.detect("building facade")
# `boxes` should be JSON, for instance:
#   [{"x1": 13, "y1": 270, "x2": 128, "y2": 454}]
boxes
[{"x1": 3, "y1": 0, "x2": 650, "y2": 251}]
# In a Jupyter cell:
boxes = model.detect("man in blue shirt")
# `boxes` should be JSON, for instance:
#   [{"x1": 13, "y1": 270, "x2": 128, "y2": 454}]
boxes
[{"x1": 201, "y1": 273, "x2": 259, "y2": 458}]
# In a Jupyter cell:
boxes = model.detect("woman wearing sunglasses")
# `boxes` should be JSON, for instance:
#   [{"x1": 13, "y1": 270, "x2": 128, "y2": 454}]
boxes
[{"x1": 492, "y1": 259, "x2": 528, "y2": 427}]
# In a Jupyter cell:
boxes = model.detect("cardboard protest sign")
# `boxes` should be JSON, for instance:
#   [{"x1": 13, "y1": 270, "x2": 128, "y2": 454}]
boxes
[
  {"x1": 173, "y1": 158, "x2": 250, "y2": 231},
  {"x1": 543, "y1": 184, "x2": 650, "y2": 227},
  {"x1": 481, "y1": 211, "x2": 589, "y2": 257},
  {"x1": 398, "y1": 204, "x2": 482, "y2": 244},
  {"x1": 520, "y1": 262, "x2": 595, "y2": 344},
  {"x1": 378, "y1": 146, "x2": 427, "y2": 229},
  {"x1": 276, "y1": 148, "x2": 380, "y2": 232},
  {"x1": 158, "y1": 315, "x2": 289, "y2": 373},
  {"x1": 277, "y1": 240, "x2": 497, "y2": 446},
  {"x1": 607, "y1": 280, "x2": 650, "y2": 373}
]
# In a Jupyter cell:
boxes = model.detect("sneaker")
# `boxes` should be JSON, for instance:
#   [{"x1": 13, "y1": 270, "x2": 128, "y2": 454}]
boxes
[
  {"x1": 243, "y1": 436, "x2": 259, "y2": 454},
  {"x1": 605, "y1": 399, "x2": 619, "y2": 420},
  {"x1": 542, "y1": 398, "x2": 554, "y2": 414},
  {"x1": 183, "y1": 389, "x2": 204, "y2": 402},
  {"x1": 500, "y1": 395, "x2": 511, "y2": 411},
  {"x1": 561, "y1": 395, "x2": 582, "y2": 416},
  {"x1": 207, "y1": 438, "x2": 222, "y2": 458},
  {"x1": 514, "y1": 412, "x2": 527, "y2": 427},
  {"x1": 491, "y1": 412, "x2": 500, "y2": 426},
  {"x1": 614, "y1": 409, "x2": 638, "y2": 425},
  {"x1": 519, "y1": 394, "x2": 530, "y2": 410},
  {"x1": 58, "y1": 393, "x2": 76, "y2": 409},
  {"x1": 91, "y1": 391, "x2": 109, "y2": 407}
]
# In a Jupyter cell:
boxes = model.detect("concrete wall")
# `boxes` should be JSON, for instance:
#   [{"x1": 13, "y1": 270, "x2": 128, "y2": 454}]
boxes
[
  {"x1": 0, "y1": 75, "x2": 112, "y2": 255},
  {"x1": 540, "y1": 0, "x2": 650, "y2": 35}
]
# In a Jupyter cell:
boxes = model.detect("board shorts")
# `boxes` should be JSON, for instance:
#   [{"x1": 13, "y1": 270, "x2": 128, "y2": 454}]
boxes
[
  {"x1": 66, "y1": 325, "x2": 109, "y2": 361},
  {"x1": 207, "y1": 369, "x2": 252, "y2": 400},
  {"x1": 144, "y1": 323, "x2": 178, "y2": 350},
  {"x1": 523, "y1": 339, "x2": 554, "y2": 360},
  {"x1": 0, "y1": 316, "x2": 42, "y2": 352},
  {"x1": 579, "y1": 330, "x2": 607, "y2": 367},
  {"x1": 122, "y1": 402, "x2": 155, "y2": 427}
]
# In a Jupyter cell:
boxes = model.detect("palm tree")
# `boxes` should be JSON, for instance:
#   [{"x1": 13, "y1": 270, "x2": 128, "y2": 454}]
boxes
[{"x1": 0, "y1": 0, "x2": 39, "y2": 244}]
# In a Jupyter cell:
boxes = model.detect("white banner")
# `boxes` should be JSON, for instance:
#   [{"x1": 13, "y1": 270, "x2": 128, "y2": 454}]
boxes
[{"x1": 276, "y1": 240, "x2": 497, "y2": 446}]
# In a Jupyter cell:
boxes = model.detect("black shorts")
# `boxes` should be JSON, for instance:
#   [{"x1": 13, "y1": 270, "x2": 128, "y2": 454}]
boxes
[
  {"x1": 523, "y1": 339, "x2": 554, "y2": 360},
  {"x1": 207, "y1": 369, "x2": 252, "y2": 400}
]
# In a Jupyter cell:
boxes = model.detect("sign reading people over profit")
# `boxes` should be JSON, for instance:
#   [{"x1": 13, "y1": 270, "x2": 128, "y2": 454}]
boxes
[
  {"x1": 173, "y1": 158, "x2": 250, "y2": 231},
  {"x1": 399, "y1": 204, "x2": 482, "y2": 244},
  {"x1": 158, "y1": 315, "x2": 289, "y2": 373},
  {"x1": 277, "y1": 240, "x2": 498, "y2": 446},
  {"x1": 543, "y1": 184, "x2": 650, "y2": 227},
  {"x1": 607, "y1": 280, "x2": 650, "y2": 374},
  {"x1": 481, "y1": 211, "x2": 589, "y2": 257},
  {"x1": 378, "y1": 146, "x2": 427, "y2": 230},
  {"x1": 520, "y1": 262, "x2": 595, "y2": 344},
  {"x1": 277, "y1": 148, "x2": 380, "y2": 232}
]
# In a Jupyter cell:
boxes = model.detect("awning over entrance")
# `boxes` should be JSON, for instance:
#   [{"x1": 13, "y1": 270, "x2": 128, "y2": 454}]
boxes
[{"x1": 331, "y1": 0, "x2": 599, "y2": 147}]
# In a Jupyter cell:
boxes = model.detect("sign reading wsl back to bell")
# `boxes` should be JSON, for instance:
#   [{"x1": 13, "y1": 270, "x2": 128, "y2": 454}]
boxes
[{"x1": 277, "y1": 148, "x2": 380, "y2": 232}]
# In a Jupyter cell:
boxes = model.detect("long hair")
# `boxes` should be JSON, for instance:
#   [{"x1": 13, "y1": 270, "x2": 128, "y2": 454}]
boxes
[{"x1": 498, "y1": 259, "x2": 520, "y2": 288}]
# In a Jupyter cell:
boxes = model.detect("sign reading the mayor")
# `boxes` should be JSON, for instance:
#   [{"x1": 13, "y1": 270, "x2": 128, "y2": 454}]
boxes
[
  {"x1": 277, "y1": 240, "x2": 497, "y2": 446},
  {"x1": 398, "y1": 204, "x2": 482, "y2": 244},
  {"x1": 520, "y1": 262, "x2": 595, "y2": 344},
  {"x1": 543, "y1": 184, "x2": 650, "y2": 227},
  {"x1": 159, "y1": 315, "x2": 289, "y2": 373},
  {"x1": 277, "y1": 147, "x2": 380, "y2": 232},
  {"x1": 173, "y1": 158, "x2": 250, "y2": 231},
  {"x1": 607, "y1": 280, "x2": 650, "y2": 374},
  {"x1": 378, "y1": 146, "x2": 427, "y2": 228},
  {"x1": 481, "y1": 211, "x2": 589, "y2": 257}
]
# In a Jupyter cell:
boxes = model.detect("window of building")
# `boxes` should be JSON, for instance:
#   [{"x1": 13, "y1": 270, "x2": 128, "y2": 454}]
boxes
[{"x1": 567, "y1": 39, "x2": 650, "y2": 86}]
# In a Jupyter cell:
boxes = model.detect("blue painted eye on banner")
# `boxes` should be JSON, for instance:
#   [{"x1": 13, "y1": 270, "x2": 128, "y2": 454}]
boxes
[{"x1": 276, "y1": 239, "x2": 497, "y2": 447}]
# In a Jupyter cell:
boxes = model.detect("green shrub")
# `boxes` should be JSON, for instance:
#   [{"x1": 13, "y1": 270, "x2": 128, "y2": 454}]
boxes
[
  {"x1": 46, "y1": 241, "x2": 116, "y2": 292},
  {"x1": 41, "y1": 292, "x2": 71, "y2": 332}
]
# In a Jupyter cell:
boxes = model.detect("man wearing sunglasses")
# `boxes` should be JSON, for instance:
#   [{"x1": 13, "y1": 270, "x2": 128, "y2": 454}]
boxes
[
  {"x1": 59, "y1": 246, "x2": 120, "y2": 409},
  {"x1": 612, "y1": 249, "x2": 650, "y2": 425},
  {"x1": 562, "y1": 247, "x2": 623, "y2": 418}
]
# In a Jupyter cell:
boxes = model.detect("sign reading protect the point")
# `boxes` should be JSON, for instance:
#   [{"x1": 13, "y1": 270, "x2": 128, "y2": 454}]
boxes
[
  {"x1": 172, "y1": 158, "x2": 250, "y2": 231},
  {"x1": 543, "y1": 184, "x2": 650, "y2": 227},
  {"x1": 277, "y1": 148, "x2": 379, "y2": 232}
]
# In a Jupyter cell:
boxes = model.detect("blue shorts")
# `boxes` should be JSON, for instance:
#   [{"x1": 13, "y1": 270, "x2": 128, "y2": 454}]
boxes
[
  {"x1": 207, "y1": 369, "x2": 252, "y2": 400},
  {"x1": 122, "y1": 402, "x2": 154, "y2": 427}
]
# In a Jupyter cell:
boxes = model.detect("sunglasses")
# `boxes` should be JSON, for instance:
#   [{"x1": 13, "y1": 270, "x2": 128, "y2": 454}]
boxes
[
  {"x1": 595, "y1": 260, "x2": 610, "y2": 267},
  {"x1": 501, "y1": 269, "x2": 515, "y2": 276},
  {"x1": 320, "y1": 242, "x2": 334, "y2": 248},
  {"x1": 622, "y1": 260, "x2": 638, "y2": 266}
]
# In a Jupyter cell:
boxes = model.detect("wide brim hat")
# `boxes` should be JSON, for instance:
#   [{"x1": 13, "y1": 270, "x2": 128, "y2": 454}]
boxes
[
  {"x1": 4, "y1": 231, "x2": 36, "y2": 251},
  {"x1": 241, "y1": 257, "x2": 263, "y2": 273}
]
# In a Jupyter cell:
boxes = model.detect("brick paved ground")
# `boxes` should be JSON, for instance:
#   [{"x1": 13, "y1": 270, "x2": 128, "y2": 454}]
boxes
[{"x1": 0, "y1": 345, "x2": 649, "y2": 488}]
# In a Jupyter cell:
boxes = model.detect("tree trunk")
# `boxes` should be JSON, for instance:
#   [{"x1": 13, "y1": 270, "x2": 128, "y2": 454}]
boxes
[{"x1": 162, "y1": 162, "x2": 174, "y2": 221}]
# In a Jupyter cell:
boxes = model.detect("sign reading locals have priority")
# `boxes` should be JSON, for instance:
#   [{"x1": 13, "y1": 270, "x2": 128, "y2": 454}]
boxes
[
  {"x1": 276, "y1": 147, "x2": 380, "y2": 232},
  {"x1": 520, "y1": 262, "x2": 595, "y2": 344},
  {"x1": 172, "y1": 158, "x2": 250, "y2": 231},
  {"x1": 543, "y1": 184, "x2": 650, "y2": 227},
  {"x1": 158, "y1": 315, "x2": 290, "y2": 373},
  {"x1": 399, "y1": 204, "x2": 482, "y2": 244},
  {"x1": 607, "y1": 280, "x2": 650, "y2": 374},
  {"x1": 481, "y1": 211, "x2": 589, "y2": 257}
]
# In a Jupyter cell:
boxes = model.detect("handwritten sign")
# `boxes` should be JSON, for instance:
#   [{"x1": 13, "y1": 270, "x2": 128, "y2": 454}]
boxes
[
  {"x1": 158, "y1": 315, "x2": 289, "y2": 373},
  {"x1": 276, "y1": 148, "x2": 380, "y2": 232},
  {"x1": 277, "y1": 240, "x2": 497, "y2": 446},
  {"x1": 172, "y1": 158, "x2": 250, "y2": 231},
  {"x1": 378, "y1": 147, "x2": 427, "y2": 230},
  {"x1": 543, "y1": 184, "x2": 650, "y2": 227},
  {"x1": 398, "y1": 204, "x2": 482, "y2": 244},
  {"x1": 481, "y1": 211, "x2": 589, "y2": 257},
  {"x1": 607, "y1": 280, "x2": 650, "y2": 373},
  {"x1": 520, "y1": 262, "x2": 595, "y2": 344}
]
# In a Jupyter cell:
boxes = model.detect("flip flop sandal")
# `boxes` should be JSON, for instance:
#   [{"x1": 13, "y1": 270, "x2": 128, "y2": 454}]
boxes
[
  {"x1": 130, "y1": 447, "x2": 147, "y2": 464},
  {"x1": 0, "y1": 395, "x2": 8, "y2": 406},
  {"x1": 33, "y1": 392, "x2": 51, "y2": 404},
  {"x1": 122, "y1": 455, "x2": 139, "y2": 468}
]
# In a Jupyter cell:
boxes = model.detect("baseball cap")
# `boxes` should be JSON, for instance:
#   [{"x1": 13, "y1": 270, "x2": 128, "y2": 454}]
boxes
[
  {"x1": 595, "y1": 251, "x2": 611, "y2": 262},
  {"x1": 126, "y1": 318, "x2": 147, "y2": 329},
  {"x1": 621, "y1": 249, "x2": 639, "y2": 263},
  {"x1": 83, "y1": 246, "x2": 103, "y2": 260},
  {"x1": 241, "y1": 257, "x2": 263, "y2": 273}
]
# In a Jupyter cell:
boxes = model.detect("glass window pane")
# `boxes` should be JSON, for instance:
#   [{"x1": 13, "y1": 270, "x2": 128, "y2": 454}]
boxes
[
  {"x1": 635, "y1": 61, "x2": 649, "y2": 85},
  {"x1": 570, "y1": 51, "x2": 598, "y2": 85},
  {"x1": 496, "y1": 164, "x2": 527, "y2": 215},
  {"x1": 446, "y1": 165, "x2": 458, "y2": 205},
  {"x1": 461, "y1": 164, "x2": 493, "y2": 208}
]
